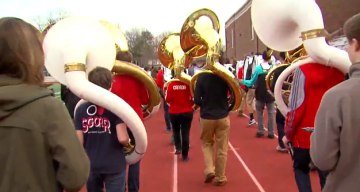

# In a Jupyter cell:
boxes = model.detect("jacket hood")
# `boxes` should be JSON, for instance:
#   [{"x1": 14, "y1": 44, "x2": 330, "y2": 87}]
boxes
[
  {"x1": 302, "y1": 63, "x2": 344, "y2": 87},
  {"x1": 0, "y1": 75, "x2": 53, "y2": 119}
]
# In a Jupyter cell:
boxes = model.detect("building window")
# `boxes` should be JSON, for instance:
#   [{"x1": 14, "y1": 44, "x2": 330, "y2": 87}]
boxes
[
  {"x1": 231, "y1": 29, "x2": 234, "y2": 48},
  {"x1": 251, "y1": 24, "x2": 254, "y2": 41}
]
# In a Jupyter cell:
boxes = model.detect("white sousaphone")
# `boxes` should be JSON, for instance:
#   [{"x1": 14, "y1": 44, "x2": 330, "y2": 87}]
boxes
[
  {"x1": 251, "y1": 0, "x2": 351, "y2": 116},
  {"x1": 43, "y1": 16, "x2": 147, "y2": 164}
]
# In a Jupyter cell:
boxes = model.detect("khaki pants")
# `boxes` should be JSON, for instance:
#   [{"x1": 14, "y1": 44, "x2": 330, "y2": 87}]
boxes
[
  {"x1": 238, "y1": 89, "x2": 255, "y2": 114},
  {"x1": 200, "y1": 116, "x2": 230, "y2": 182}
]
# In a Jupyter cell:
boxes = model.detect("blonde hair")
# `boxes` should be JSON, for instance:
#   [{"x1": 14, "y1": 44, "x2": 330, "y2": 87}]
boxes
[{"x1": 0, "y1": 17, "x2": 44, "y2": 85}]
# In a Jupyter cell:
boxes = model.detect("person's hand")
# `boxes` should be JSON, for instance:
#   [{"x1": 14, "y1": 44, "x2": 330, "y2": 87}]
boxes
[
  {"x1": 192, "y1": 104, "x2": 198, "y2": 111},
  {"x1": 282, "y1": 136, "x2": 290, "y2": 148}
]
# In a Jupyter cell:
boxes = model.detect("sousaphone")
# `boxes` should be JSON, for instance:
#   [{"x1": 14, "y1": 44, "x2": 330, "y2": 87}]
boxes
[
  {"x1": 251, "y1": 0, "x2": 351, "y2": 116},
  {"x1": 100, "y1": 21, "x2": 161, "y2": 120},
  {"x1": 43, "y1": 16, "x2": 147, "y2": 164},
  {"x1": 181, "y1": 8, "x2": 242, "y2": 111},
  {"x1": 158, "y1": 33, "x2": 192, "y2": 94}
]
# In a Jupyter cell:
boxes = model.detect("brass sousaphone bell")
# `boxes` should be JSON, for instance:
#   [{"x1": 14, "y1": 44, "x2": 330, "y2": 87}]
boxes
[
  {"x1": 100, "y1": 21, "x2": 161, "y2": 122},
  {"x1": 158, "y1": 33, "x2": 192, "y2": 93},
  {"x1": 180, "y1": 8, "x2": 242, "y2": 111}
]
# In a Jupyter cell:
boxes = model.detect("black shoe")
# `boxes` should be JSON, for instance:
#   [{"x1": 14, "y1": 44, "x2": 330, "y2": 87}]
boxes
[
  {"x1": 268, "y1": 134, "x2": 275, "y2": 139},
  {"x1": 182, "y1": 156, "x2": 188, "y2": 162},
  {"x1": 175, "y1": 150, "x2": 181, "y2": 155},
  {"x1": 165, "y1": 129, "x2": 171, "y2": 133},
  {"x1": 256, "y1": 132, "x2": 264, "y2": 138}
]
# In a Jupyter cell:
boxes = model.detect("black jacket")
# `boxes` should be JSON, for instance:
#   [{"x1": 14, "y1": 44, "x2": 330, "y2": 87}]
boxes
[
  {"x1": 61, "y1": 84, "x2": 81, "y2": 119},
  {"x1": 194, "y1": 73, "x2": 230, "y2": 120}
]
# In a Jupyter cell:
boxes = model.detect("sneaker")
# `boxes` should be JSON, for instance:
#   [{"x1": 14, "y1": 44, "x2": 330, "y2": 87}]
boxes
[
  {"x1": 212, "y1": 179, "x2": 227, "y2": 186},
  {"x1": 256, "y1": 132, "x2": 264, "y2": 138},
  {"x1": 247, "y1": 119, "x2": 256, "y2": 126},
  {"x1": 237, "y1": 110, "x2": 244, "y2": 117},
  {"x1": 170, "y1": 136, "x2": 175, "y2": 145},
  {"x1": 174, "y1": 150, "x2": 181, "y2": 155},
  {"x1": 182, "y1": 156, "x2": 188, "y2": 162},
  {"x1": 276, "y1": 146, "x2": 288, "y2": 152},
  {"x1": 165, "y1": 129, "x2": 171, "y2": 133},
  {"x1": 267, "y1": 134, "x2": 275, "y2": 139},
  {"x1": 204, "y1": 173, "x2": 215, "y2": 183}
]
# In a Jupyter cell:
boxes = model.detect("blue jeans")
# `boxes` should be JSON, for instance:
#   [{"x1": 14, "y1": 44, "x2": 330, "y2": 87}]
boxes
[
  {"x1": 127, "y1": 160, "x2": 141, "y2": 192},
  {"x1": 86, "y1": 170, "x2": 126, "y2": 192},
  {"x1": 163, "y1": 98, "x2": 171, "y2": 130}
]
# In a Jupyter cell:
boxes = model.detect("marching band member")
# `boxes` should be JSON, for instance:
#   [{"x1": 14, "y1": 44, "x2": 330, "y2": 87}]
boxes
[
  {"x1": 165, "y1": 69, "x2": 194, "y2": 162},
  {"x1": 0, "y1": 17, "x2": 89, "y2": 192},
  {"x1": 237, "y1": 59, "x2": 247, "y2": 116},
  {"x1": 111, "y1": 51, "x2": 147, "y2": 192},
  {"x1": 241, "y1": 52, "x2": 257, "y2": 126},
  {"x1": 251, "y1": 0, "x2": 351, "y2": 190},
  {"x1": 156, "y1": 67, "x2": 172, "y2": 133},
  {"x1": 75, "y1": 67, "x2": 129, "y2": 192},
  {"x1": 240, "y1": 50, "x2": 275, "y2": 139},
  {"x1": 310, "y1": 13, "x2": 360, "y2": 192},
  {"x1": 194, "y1": 53, "x2": 231, "y2": 186}
]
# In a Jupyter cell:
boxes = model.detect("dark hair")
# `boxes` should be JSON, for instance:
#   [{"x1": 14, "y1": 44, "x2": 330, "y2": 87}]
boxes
[
  {"x1": 218, "y1": 51, "x2": 226, "y2": 65},
  {"x1": 225, "y1": 58, "x2": 230, "y2": 64},
  {"x1": 262, "y1": 51, "x2": 271, "y2": 61},
  {"x1": 88, "y1": 67, "x2": 113, "y2": 90},
  {"x1": 116, "y1": 51, "x2": 133, "y2": 62},
  {"x1": 144, "y1": 66, "x2": 151, "y2": 71},
  {"x1": 171, "y1": 69, "x2": 175, "y2": 79},
  {"x1": 279, "y1": 52, "x2": 286, "y2": 60},
  {"x1": 0, "y1": 17, "x2": 44, "y2": 85},
  {"x1": 344, "y1": 13, "x2": 360, "y2": 44}
]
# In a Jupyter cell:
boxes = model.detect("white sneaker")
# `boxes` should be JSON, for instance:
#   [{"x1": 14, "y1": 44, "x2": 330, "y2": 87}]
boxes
[{"x1": 247, "y1": 119, "x2": 256, "y2": 126}]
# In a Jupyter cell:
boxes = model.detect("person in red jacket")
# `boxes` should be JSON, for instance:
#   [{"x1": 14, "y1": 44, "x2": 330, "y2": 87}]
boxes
[
  {"x1": 111, "y1": 51, "x2": 148, "y2": 192},
  {"x1": 237, "y1": 61, "x2": 247, "y2": 116},
  {"x1": 165, "y1": 70, "x2": 194, "y2": 162},
  {"x1": 156, "y1": 68, "x2": 172, "y2": 133}
]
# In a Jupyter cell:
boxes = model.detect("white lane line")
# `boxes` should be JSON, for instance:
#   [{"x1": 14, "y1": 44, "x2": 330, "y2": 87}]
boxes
[
  {"x1": 172, "y1": 147, "x2": 178, "y2": 192},
  {"x1": 229, "y1": 142, "x2": 266, "y2": 192},
  {"x1": 243, "y1": 114, "x2": 279, "y2": 138}
]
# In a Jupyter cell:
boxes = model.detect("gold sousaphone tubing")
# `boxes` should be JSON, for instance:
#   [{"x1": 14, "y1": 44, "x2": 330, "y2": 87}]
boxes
[
  {"x1": 100, "y1": 21, "x2": 160, "y2": 121},
  {"x1": 180, "y1": 8, "x2": 242, "y2": 111},
  {"x1": 158, "y1": 33, "x2": 192, "y2": 93}
]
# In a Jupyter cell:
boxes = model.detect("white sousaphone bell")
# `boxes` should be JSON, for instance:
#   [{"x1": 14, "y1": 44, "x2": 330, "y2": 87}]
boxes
[
  {"x1": 251, "y1": 0, "x2": 351, "y2": 116},
  {"x1": 43, "y1": 16, "x2": 147, "y2": 164}
]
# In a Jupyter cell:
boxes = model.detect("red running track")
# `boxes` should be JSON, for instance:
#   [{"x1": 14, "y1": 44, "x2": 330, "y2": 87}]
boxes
[{"x1": 79, "y1": 106, "x2": 323, "y2": 192}]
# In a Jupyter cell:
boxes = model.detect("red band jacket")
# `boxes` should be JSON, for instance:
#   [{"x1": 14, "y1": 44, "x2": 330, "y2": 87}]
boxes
[
  {"x1": 285, "y1": 63, "x2": 343, "y2": 149},
  {"x1": 165, "y1": 81, "x2": 193, "y2": 114},
  {"x1": 111, "y1": 75, "x2": 149, "y2": 122}
]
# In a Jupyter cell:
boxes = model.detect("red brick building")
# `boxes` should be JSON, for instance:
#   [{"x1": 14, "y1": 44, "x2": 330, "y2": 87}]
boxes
[{"x1": 225, "y1": 0, "x2": 360, "y2": 60}]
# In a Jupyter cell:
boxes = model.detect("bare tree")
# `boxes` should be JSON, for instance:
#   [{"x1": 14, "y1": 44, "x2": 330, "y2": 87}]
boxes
[
  {"x1": 33, "y1": 9, "x2": 69, "y2": 32},
  {"x1": 125, "y1": 28, "x2": 156, "y2": 67}
]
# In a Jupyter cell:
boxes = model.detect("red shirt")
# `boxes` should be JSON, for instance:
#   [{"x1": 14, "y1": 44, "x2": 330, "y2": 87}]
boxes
[
  {"x1": 111, "y1": 75, "x2": 149, "y2": 122},
  {"x1": 285, "y1": 63, "x2": 343, "y2": 149},
  {"x1": 165, "y1": 81, "x2": 193, "y2": 114},
  {"x1": 237, "y1": 66, "x2": 246, "y2": 90},
  {"x1": 156, "y1": 70, "x2": 164, "y2": 90}
]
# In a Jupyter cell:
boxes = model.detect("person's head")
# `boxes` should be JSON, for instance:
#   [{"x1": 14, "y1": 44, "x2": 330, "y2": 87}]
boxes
[
  {"x1": 116, "y1": 51, "x2": 133, "y2": 63},
  {"x1": 0, "y1": 17, "x2": 44, "y2": 85},
  {"x1": 88, "y1": 67, "x2": 113, "y2": 90},
  {"x1": 262, "y1": 51, "x2": 272, "y2": 62},
  {"x1": 218, "y1": 51, "x2": 226, "y2": 65},
  {"x1": 144, "y1": 66, "x2": 150, "y2": 71},
  {"x1": 195, "y1": 60, "x2": 205, "y2": 67},
  {"x1": 279, "y1": 52, "x2": 286, "y2": 63},
  {"x1": 344, "y1": 13, "x2": 360, "y2": 64}
]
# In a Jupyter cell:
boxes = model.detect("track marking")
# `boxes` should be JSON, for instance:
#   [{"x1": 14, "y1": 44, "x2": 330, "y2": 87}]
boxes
[
  {"x1": 242, "y1": 114, "x2": 279, "y2": 138},
  {"x1": 172, "y1": 147, "x2": 178, "y2": 192},
  {"x1": 229, "y1": 142, "x2": 266, "y2": 192}
]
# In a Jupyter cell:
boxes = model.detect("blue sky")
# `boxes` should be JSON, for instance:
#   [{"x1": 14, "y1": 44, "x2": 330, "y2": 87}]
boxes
[{"x1": 0, "y1": 0, "x2": 246, "y2": 40}]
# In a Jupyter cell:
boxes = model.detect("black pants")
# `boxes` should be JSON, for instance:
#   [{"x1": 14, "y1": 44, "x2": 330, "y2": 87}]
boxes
[
  {"x1": 276, "y1": 109, "x2": 286, "y2": 148},
  {"x1": 293, "y1": 148, "x2": 329, "y2": 192},
  {"x1": 170, "y1": 112, "x2": 193, "y2": 158}
]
